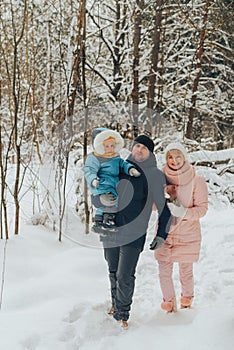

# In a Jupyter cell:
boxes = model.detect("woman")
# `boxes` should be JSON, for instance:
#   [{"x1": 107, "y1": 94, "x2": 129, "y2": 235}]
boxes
[{"x1": 154, "y1": 142, "x2": 208, "y2": 312}]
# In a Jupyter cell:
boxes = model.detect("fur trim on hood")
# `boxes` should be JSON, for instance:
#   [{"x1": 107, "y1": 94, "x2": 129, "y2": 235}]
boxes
[
  {"x1": 93, "y1": 129, "x2": 124, "y2": 154},
  {"x1": 91, "y1": 127, "x2": 108, "y2": 145}
]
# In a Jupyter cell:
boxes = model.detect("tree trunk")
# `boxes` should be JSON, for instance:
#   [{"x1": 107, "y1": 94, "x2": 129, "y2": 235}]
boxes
[
  {"x1": 11, "y1": 0, "x2": 27, "y2": 235},
  {"x1": 112, "y1": 0, "x2": 127, "y2": 100},
  {"x1": 185, "y1": 0, "x2": 211, "y2": 139},
  {"x1": 0, "y1": 125, "x2": 9, "y2": 240},
  {"x1": 147, "y1": 0, "x2": 163, "y2": 134},
  {"x1": 26, "y1": 11, "x2": 43, "y2": 165},
  {"x1": 132, "y1": 0, "x2": 144, "y2": 131},
  {"x1": 79, "y1": 1, "x2": 90, "y2": 234},
  {"x1": 12, "y1": 42, "x2": 20, "y2": 235},
  {"x1": 72, "y1": 0, "x2": 90, "y2": 234}
]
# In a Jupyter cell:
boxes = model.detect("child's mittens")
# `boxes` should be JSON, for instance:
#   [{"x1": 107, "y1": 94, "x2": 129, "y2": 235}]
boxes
[
  {"x1": 149, "y1": 236, "x2": 165, "y2": 250},
  {"x1": 99, "y1": 192, "x2": 117, "y2": 206},
  {"x1": 92, "y1": 178, "x2": 100, "y2": 187},
  {"x1": 167, "y1": 202, "x2": 186, "y2": 218},
  {"x1": 129, "y1": 168, "x2": 141, "y2": 177}
]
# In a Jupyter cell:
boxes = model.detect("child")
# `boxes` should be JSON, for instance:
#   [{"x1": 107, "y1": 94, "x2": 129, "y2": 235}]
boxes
[{"x1": 84, "y1": 128, "x2": 140, "y2": 234}]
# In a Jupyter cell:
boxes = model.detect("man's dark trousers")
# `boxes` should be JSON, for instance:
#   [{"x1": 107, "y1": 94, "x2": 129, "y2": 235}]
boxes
[{"x1": 104, "y1": 245, "x2": 142, "y2": 321}]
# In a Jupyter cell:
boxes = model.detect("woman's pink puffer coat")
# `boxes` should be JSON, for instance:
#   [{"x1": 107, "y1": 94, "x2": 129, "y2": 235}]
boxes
[{"x1": 155, "y1": 161, "x2": 208, "y2": 263}]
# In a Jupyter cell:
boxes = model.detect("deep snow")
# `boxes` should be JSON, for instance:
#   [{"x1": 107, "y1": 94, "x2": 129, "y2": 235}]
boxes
[{"x1": 0, "y1": 204, "x2": 234, "y2": 350}]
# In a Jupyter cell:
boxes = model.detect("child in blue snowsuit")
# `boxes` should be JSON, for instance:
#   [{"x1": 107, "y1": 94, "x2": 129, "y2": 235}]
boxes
[{"x1": 84, "y1": 128, "x2": 140, "y2": 233}]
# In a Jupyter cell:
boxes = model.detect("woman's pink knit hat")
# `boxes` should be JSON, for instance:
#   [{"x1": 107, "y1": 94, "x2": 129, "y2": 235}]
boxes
[{"x1": 164, "y1": 142, "x2": 189, "y2": 160}]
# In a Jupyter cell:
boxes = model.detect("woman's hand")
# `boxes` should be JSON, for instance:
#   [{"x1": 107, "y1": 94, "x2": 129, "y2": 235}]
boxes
[{"x1": 167, "y1": 202, "x2": 186, "y2": 217}]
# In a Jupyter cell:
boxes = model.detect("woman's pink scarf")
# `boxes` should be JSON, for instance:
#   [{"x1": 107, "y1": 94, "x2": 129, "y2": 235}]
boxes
[{"x1": 163, "y1": 160, "x2": 195, "y2": 186}]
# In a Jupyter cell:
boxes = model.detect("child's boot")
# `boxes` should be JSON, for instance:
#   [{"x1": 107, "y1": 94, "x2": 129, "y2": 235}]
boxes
[
  {"x1": 91, "y1": 215, "x2": 103, "y2": 233},
  {"x1": 103, "y1": 213, "x2": 116, "y2": 228},
  {"x1": 161, "y1": 296, "x2": 177, "y2": 313},
  {"x1": 180, "y1": 296, "x2": 193, "y2": 309}
]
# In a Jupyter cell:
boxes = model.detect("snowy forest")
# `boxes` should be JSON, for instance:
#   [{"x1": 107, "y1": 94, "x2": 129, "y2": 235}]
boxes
[
  {"x1": 0, "y1": 0, "x2": 233, "y2": 240},
  {"x1": 0, "y1": 1, "x2": 234, "y2": 348}
]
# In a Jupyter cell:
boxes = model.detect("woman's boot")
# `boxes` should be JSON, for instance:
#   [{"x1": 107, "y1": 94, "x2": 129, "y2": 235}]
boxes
[
  {"x1": 161, "y1": 296, "x2": 177, "y2": 313},
  {"x1": 180, "y1": 296, "x2": 193, "y2": 309}
]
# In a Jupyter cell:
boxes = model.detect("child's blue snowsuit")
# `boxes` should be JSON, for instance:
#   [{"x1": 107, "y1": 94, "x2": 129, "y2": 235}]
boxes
[{"x1": 84, "y1": 153, "x2": 134, "y2": 217}]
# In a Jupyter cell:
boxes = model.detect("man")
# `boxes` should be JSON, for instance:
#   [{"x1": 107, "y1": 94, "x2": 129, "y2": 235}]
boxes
[{"x1": 100, "y1": 134, "x2": 172, "y2": 329}]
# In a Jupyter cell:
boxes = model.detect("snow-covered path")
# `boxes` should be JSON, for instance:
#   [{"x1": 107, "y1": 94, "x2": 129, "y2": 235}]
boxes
[{"x1": 0, "y1": 206, "x2": 234, "y2": 350}]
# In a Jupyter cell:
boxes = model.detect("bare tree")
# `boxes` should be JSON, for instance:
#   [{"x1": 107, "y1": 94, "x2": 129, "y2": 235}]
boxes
[
  {"x1": 86, "y1": 0, "x2": 130, "y2": 101},
  {"x1": 131, "y1": 0, "x2": 144, "y2": 131},
  {"x1": 0, "y1": 126, "x2": 10, "y2": 240},
  {"x1": 52, "y1": 0, "x2": 89, "y2": 239},
  {"x1": 11, "y1": 0, "x2": 27, "y2": 235},
  {"x1": 0, "y1": 0, "x2": 44, "y2": 236},
  {"x1": 146, "y1": 0, "x2": 164, "y2": 134},
  {"x1": 25, "y1": 4, "x2": 43, "y2": 165},
  {"x1": 185, "y1": 0, "x2": 211, "y2": 139}
]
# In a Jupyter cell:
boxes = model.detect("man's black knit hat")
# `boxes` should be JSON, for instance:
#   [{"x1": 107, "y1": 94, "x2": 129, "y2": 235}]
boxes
[{"x1": 133, "y1": 135, "x2": 154, "y2": 153}]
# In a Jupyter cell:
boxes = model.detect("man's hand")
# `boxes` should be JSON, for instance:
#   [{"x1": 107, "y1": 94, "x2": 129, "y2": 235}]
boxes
[
  {"x1": 129, "y1": 168, "x2": 141, "y2": 177},
  {"x1": 167, "y1": 202, "x2": 186, "y2": 217},
  {"x1": 100, "y1": 192, "x2": 117, "y2": 207},
  {"x1": 149, "y1": 236, "x2": 165, "y2": 250}
]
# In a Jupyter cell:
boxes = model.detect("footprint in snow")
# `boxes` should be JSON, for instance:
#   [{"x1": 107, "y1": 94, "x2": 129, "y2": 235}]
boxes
[
  {"x1": 20, "y1": 334, "x2": 40, "y2": 350},
  {"x1": 63, "y1": 303, "x2": 124, "y2": 349},
  {"x1": 63, "y1": 303, "x2": 88, "y2": 323}
]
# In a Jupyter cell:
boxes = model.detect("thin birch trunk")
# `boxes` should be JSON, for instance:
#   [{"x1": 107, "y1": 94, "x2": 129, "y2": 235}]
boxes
[{"x1": 12, "y1": 0, "x2": 27, "y2": 235}]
